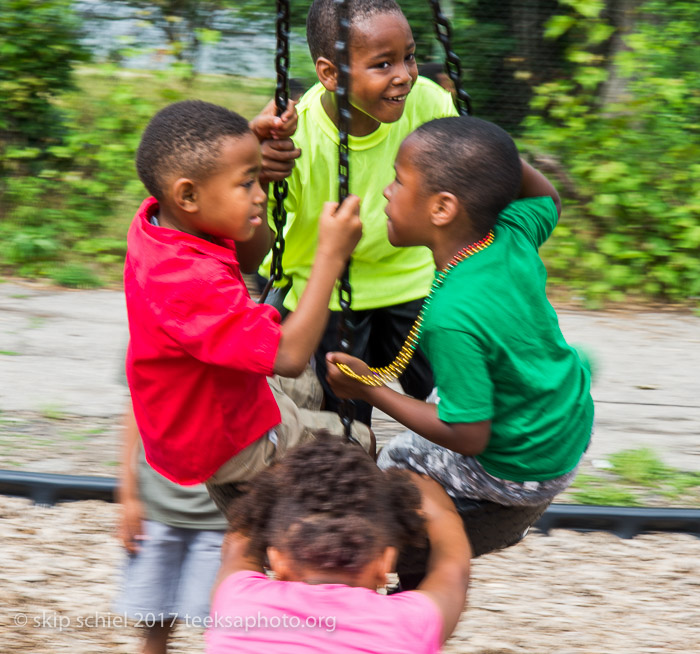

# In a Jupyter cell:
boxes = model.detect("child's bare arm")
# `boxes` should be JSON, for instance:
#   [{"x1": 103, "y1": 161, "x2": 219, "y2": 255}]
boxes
[
  {"x1": 116, "y1": 400, "x2": 144, "y2": 554},
  {"x1": 410, "y1": 473, "x2": 471, "y2": 643},
  {"x1": 273, "y1": 197, "x2": 362, "y2": 377},
  {"x1": 326, "y1": 352, "x2": 490, "y2": 456},
  {"x1": 519, "y1": 159, "x2": 561, "y2": 217},
  {"x1": 212, "y1": 531, "x2": 265, "y2": 593}
]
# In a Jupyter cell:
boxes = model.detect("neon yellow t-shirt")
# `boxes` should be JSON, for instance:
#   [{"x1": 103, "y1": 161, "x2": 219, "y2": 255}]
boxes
[{"x1": 263, "y1": 77, "x2": 458, "y2": 311}]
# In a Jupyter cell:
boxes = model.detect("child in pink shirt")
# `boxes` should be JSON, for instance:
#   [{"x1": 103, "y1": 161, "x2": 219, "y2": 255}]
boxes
[{"x1": 206, "y1": 437, "x2": 470, "y2": 653}]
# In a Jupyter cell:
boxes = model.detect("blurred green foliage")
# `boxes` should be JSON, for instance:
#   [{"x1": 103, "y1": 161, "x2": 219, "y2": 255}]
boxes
[
  {"x1": 0, "y1": 0, "x2": 89, "y2": 150},
  {"x1": 0, "y1": 63, "x2": 273, "y2": 285},
  {"x1": 524, "y1": 0, "x2": 700, "y2": 306}
]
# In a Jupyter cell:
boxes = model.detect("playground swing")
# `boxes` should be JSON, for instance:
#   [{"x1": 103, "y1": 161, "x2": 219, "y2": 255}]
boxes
[{"x1": 260, "y1": 0, "x2": 550, "y2": 564}]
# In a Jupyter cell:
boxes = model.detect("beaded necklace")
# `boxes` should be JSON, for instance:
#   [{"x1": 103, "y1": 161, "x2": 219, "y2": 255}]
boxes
[{"x1": 336, "y1": 230, "x2": 495, "y2": 387}]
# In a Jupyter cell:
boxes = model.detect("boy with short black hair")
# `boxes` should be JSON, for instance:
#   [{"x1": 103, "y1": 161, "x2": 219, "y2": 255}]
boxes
[
  {"x1": 125, "y1": 99, "x2": 371, "y2": 513},
  {"x1": 328, "y1": 116, "x2": 593, "y2": 508},
  {"x1": 262, "y1": 0, "x2": 458, "y2": 425}
]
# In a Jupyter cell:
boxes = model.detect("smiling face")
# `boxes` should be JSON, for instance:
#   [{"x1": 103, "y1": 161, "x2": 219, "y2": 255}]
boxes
[
  {"x1": 176, "y1": 133, "x2": 266, "y2": 242},
  {"x1": 346, "y1": 12, "x2": 418, "y2": 136},
  {"x1": 383, "y1": 137, "x2": 433, "y2": 248}
]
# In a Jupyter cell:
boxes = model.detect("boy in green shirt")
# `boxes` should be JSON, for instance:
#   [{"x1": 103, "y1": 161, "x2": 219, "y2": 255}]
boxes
[
  {"x1": 328, "y1": 116, "x2": 593, "y2": 507},
  {"x1": 263, "y1": 0, "x2": 457, "y2": 424}
]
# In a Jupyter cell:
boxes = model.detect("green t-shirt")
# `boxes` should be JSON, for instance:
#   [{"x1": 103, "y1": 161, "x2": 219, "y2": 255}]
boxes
[
  {"x1": 420, "y1": 197, "x2": 594, "y2": 482},
  {"x1": 263, "y1": 77, "x2": 458, "y2": 311}
]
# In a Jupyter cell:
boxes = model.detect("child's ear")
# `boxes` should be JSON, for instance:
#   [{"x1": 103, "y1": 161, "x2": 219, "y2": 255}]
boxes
[
  {"x1": 172, "y1": 178, "x2": 198, "y2": 213},
  {"x1": 430, "y1": 191, "x2": 459, "y2": 227},
  {"x1": 315, "y1": 57, "x2": 338, "y2": 92},
  {"x1": 267, "y1": 546, "x2": 295, "y2": 581},
  {"x1": 379, "y1": 546, "x2": 398, "y2": 578}
]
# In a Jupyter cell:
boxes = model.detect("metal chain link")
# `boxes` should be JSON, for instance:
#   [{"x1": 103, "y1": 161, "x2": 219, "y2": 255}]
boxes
[
  {"x1": 427, "y1": 0, "x2": 472, "y2": 116},
  {"x1": 260, "y1": 0, "x2": 290, "y2": 303},
  {"x1": 334, "y1": 0, "x2": 357, "y2": 441}
]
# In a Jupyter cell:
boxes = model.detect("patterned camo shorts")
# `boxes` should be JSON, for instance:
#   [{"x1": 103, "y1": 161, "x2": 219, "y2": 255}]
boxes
[{"x1": 377, "y1": 429, "x2": 580, "y2": 507}]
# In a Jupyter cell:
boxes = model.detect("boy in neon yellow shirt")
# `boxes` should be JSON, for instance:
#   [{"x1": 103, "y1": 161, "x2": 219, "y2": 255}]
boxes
[{"x1": 263, "y1": 0, "x2": 457, "y2": 424}]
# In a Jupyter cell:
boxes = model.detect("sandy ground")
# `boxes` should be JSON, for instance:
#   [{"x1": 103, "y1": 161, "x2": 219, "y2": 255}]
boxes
[
  {"x1": 1, "y1": 495, "x2": 699, "y2": 653},
  {"x1": 1, "y1": 280, "x2": 700, "y2": 652}
]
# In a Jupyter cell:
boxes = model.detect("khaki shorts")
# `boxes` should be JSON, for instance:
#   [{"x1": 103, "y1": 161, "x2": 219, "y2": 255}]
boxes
[{"x1": 207, "y1": 365, "x2": 372, "y2": 486}]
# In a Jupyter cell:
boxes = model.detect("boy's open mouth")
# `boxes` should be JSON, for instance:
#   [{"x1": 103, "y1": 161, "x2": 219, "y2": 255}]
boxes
[{"x1": 384, "y1": 95, "x2": 407, "y2": 103}]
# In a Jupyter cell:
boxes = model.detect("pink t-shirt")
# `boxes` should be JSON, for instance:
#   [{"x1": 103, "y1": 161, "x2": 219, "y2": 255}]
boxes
[{"x1": 206, "y1": 571, "x2": 443, "y2": 654}]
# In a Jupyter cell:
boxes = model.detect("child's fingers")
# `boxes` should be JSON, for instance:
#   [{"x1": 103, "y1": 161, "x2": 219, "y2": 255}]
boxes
[
  {"x1": 320, "y1": 201, "x2": 340, "y2": 218},
  {"x1": 279, "y1": 99, "x2": 298, "y2": 125},
  {"x1": 262, "y1": 138, "x2": 301, "y2": 160},
  {"x1": 326, "y1": 351, "x2": 369, "y2": 375},
  {"x1": 250, "y1": 114, "x2": 278, "y2": 139},
  {"x1": 334, "y1": 194, "x2": 361, "y2": 219},
  {"x1": 251, "y1": 99, "x2": 299, "y2": 140},
  {"x1": 280, "y1": 99, "x2": 297, "y2": 121},
  {"x1": 326, "y1": 351, "x2": 352, "y2": 365},
  {"x1": 260, "y1": 139, "x2": 301, "y2": 182},
  {"x1": 274, "y1": 100, "x2": 298, "y2": 137}
]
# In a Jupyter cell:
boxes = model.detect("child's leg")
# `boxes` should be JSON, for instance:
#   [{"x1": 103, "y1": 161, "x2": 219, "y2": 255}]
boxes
[
  {"x1": 369, "y1": 299, "x2": 435, "y2": 402},
  {"x1": 269, "y1": 371, "x2": 374, "y2": 457},
  {"x1": 142, "y1": 623, "x2": 171, "y2": 654},
  {"x1": 205, "y1": 369, "x2": 373, "y2": 514},
  {"x1": 378, "y1": 430, "x2": 577, "y2": 506},
  {"x1": 114, "y1": 520, "x2": 188, "y2": 652},
  {"x1": 176, "y1": 528, "x2": 225, "y2": 620}
]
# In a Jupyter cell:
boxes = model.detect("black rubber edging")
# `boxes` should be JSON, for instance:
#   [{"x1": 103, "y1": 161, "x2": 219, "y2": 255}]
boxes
[
  {"x1": 0, "y1": 469, "x2": 116, "y2": 505},
  {"x1": 1, "y1": 469, "x2": 699, "y2": 540},
  {"x1": 535, "y1": 503, "x2": 700, "y2": 539}
]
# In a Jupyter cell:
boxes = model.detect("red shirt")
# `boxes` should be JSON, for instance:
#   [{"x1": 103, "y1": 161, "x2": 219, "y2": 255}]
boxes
[{"x1": 124, "y1": 197, "x2": 282, "y2": 484}]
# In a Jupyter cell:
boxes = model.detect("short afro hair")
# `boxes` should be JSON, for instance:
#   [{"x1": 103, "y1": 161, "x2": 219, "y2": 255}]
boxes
[
  {"x1": 136, "y1": 100, "x2": 250, "y2": 200},
  {"x1": 410, "y1": 116, "x2": 522, "y2": 235},
  {"x1": 227, "y1": 436, "x2": 425, "y2": 575},
  {"x1": 306, "y1": 0, "x2": 404, "y2": 63}
]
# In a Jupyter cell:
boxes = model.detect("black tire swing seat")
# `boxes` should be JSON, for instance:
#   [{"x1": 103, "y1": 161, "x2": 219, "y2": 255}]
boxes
[
  {"x1": 396, "y1": 499, "x2": 552, "y2": 590},
  {"x1": 454, "y1": 496, "x2": 551, "y2": 557}
]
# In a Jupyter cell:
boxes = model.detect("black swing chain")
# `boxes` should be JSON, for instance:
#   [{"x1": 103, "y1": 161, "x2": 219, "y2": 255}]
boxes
[
  {"x1": 335, "y1": 0, "x2": 358, "y2": 441},
  {"x1": 260, "y1": 0, "x2": 291, "y2": 303},
  {"x1": 427, "y1": 0, "x2": 472, "y2": 116}
]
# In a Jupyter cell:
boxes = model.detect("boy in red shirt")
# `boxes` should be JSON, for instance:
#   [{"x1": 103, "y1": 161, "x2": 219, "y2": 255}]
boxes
[{"x1": 124, "y1": 100, "x2": 371, "y2": 512}]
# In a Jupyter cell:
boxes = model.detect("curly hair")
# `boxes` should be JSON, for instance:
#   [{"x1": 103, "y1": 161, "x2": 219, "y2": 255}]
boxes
[
  {"x1": 136, "y1": 100, "x2": 250, "y2": 201},
  {"x1": 306, "y1": 0, "x2": 404, "y2": 63},
  {"x1": 227, "y1": 436, "x2": 425, "y2": 575},
  {"x1": 409, "y1": 116, "x2": 522, "y2": 236}
]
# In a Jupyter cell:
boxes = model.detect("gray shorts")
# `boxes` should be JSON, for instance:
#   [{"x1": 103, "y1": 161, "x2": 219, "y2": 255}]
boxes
[
  {"x1": 377, "y1": 429, "x2": 580, "y2": 506},
  {"x1": 114, "y1": 520, "x2": 225, "y2": 623}
]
